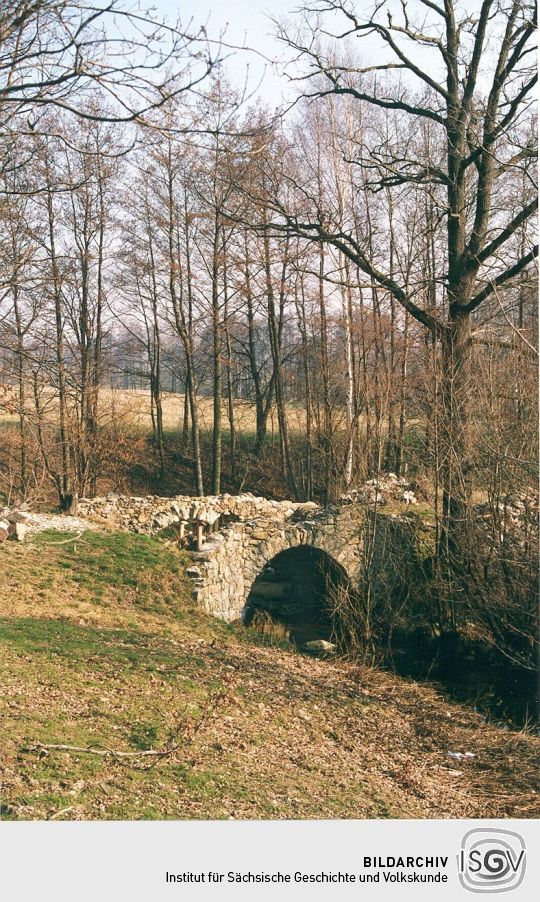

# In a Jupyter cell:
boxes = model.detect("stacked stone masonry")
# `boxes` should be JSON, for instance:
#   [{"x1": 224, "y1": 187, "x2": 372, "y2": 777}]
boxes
[{"x1": 77, "y1": 492, "x2": 368, "y2": 621}]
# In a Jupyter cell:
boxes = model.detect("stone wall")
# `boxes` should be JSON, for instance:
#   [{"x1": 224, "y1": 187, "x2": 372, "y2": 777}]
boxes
[
  {"x1": 77, "y1": 490, "x2": 424, "y2": 624},
  {"x1": 187, "y1": 503, "x2": 367, "y2": 622},
  {"x1": 78, "y1": 492, "x2": 369, "y2": 621},
  {"x1": 77, "y1": 492, "x2": 317, "y2": 533}
]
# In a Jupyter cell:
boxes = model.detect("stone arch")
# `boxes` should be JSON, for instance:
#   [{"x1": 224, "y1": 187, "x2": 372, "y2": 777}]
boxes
[
  {"x1": 189, "y1": 511, "x2": 365, "y2": 624},
  {"x1": 243, "y1": 544, "x2": 353, "y2": 645}
]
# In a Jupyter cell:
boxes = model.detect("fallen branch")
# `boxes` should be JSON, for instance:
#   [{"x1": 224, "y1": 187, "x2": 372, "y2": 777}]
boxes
[
  {"x1": 28, "y1": 742, "x2": 166, "y2": 759},
  {"x1": 32, "y1": 531, "x2": 85, "y2": 546},
  {"x1": 23, "y1": 690, "x2": 230, "y2": 769},
  {"x1": 48, "y1": 806, "x2": 75, "y2": 821}
]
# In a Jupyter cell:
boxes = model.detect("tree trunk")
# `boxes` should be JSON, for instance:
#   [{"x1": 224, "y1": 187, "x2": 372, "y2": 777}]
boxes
[
  {"x1": 294, "y1": 272, "x2": 314, "y2": 500},
  {"x1": 46, "y1": 182, "x2": 71, "y2": 510},
  {"x1": 222, "y1": 233, "x2": 237, "y2": 487},
  {"x1": 211, "y1": 214, "x2": 222, "y2": 494},
  {"x1": 244, "y1": 233, "x2": 269, "y2": 454},
  {"x1": 263, "y1": 229, "x2": 298, "y2": 499},
  {"x1": 440, "y1": 309, "x2": 473, "y2": 541}
]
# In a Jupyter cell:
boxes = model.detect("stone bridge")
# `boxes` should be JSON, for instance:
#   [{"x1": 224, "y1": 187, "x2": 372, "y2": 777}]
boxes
[
  {"x1": 79, "y1": 484, "x2": 420, "y2": 628},
  {"x1": 188, "y1": 501, "x2": 367, "y2": 622}
]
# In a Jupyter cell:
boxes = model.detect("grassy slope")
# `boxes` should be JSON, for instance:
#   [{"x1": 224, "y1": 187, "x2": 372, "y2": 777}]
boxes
[{"x1": 0, "y1": 530, "x2": 538, "y2": 821}]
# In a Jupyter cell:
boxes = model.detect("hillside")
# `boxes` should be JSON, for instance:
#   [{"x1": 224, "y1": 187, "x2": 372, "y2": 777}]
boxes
[{"x1": 0, "y1": 529, "x2": 538, "y2": 821}]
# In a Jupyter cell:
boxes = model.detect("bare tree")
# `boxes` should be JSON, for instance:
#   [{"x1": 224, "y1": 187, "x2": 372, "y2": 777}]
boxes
[
  {"x1": 0, "y1": 1, "x2": 218, "y2": 129},
  {"x1": 273, "y1": 0, "x2": 537, "y2": 551}
]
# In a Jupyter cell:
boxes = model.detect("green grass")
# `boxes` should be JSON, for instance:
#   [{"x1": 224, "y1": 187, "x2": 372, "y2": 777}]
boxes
[
  {"x1": 0, "y1": 617, "x2": 194, "y2": 671},
  {"x1": 1, "y1": 527, "x2": 538, "y2": 821},
  {"x1": 33, "y1": 528, "x2": 183, "y2": 599}
]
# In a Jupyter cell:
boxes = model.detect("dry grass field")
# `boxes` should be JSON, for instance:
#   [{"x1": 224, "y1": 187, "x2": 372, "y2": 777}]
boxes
[{"x1": 0, "y1": 386, "x2": 309, "y2": 436}]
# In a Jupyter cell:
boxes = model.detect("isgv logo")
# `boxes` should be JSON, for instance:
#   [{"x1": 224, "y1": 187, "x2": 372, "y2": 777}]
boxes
[{"x1": 458, "y1": 829, "x2": 526, "y2": 893}]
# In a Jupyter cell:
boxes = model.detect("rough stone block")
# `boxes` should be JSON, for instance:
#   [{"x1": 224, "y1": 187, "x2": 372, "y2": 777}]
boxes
[
  {"x1": 7, "y1": 510, "x2": 32, "y2": 524},
  {"x1": 8, "y1": 522, "x2": 27, "y2": 541}
]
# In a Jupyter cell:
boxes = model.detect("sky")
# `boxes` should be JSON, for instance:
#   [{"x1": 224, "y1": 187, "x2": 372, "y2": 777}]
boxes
[
  {"x1": 152, "y1": 0, "x2": 299, "y2": 109},
  {"x1": 146, "y1": 0, "x2": 447, "y2": 111}
]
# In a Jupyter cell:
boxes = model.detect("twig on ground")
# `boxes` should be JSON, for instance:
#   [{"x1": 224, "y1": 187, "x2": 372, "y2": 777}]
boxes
[
  {"x1": 34, "y1": 531, "x2": 85, "y2": 546},
  {"x1": 48, "y1": 806, "x2": 75, "y2": 820},
  {"x1": 24, "y1": 690, "x2": 230, "y2": 770}
]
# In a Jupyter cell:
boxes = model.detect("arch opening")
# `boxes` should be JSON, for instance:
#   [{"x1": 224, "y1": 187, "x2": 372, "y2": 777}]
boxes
[{"x1": 243, "y1": 545, "x2": 351, "y2": 647}]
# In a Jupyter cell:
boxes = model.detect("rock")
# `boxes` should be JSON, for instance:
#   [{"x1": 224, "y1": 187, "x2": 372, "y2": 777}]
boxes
[
  {"x1": 7, "y1": 510, "x2": 32, "y2": 524},
  {"x1": 8, "y1": 522, "x2": 27, "y2": 541},
  {"x1": 186, "y1": 566, "x2": 202, "y2": 578},
  {"x1": 153, "y1": 512, "x2": 174, "y2": 528},
  {"x1": 341, "y1": 472, "x2": 421, "y2": 506},
  {"x1": 367, "y1": 489, "x2": 386, "y2": 504},
  {"x1": 302, "y1": 639, "x2": 336, "y2": 653},
  {"x1": 402, "y1": 491, "x2": 417, "y2": 504},
  {"x1": 0, "y1": 521, "x2": 9, "y2": 542},
  {"x1": 204, "y1": 510, "x2": 221, "y2": 525}
]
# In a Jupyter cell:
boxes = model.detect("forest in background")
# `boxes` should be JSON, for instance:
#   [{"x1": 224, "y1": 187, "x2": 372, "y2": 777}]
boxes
[{"x1": 0, "y1": 1, "x2": 538, "y2": 674}]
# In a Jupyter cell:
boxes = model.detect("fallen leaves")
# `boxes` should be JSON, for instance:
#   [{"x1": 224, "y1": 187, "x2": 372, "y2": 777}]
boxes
[{"x1": 1, "y1": 533, "x2": 539, "y2": 821}]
